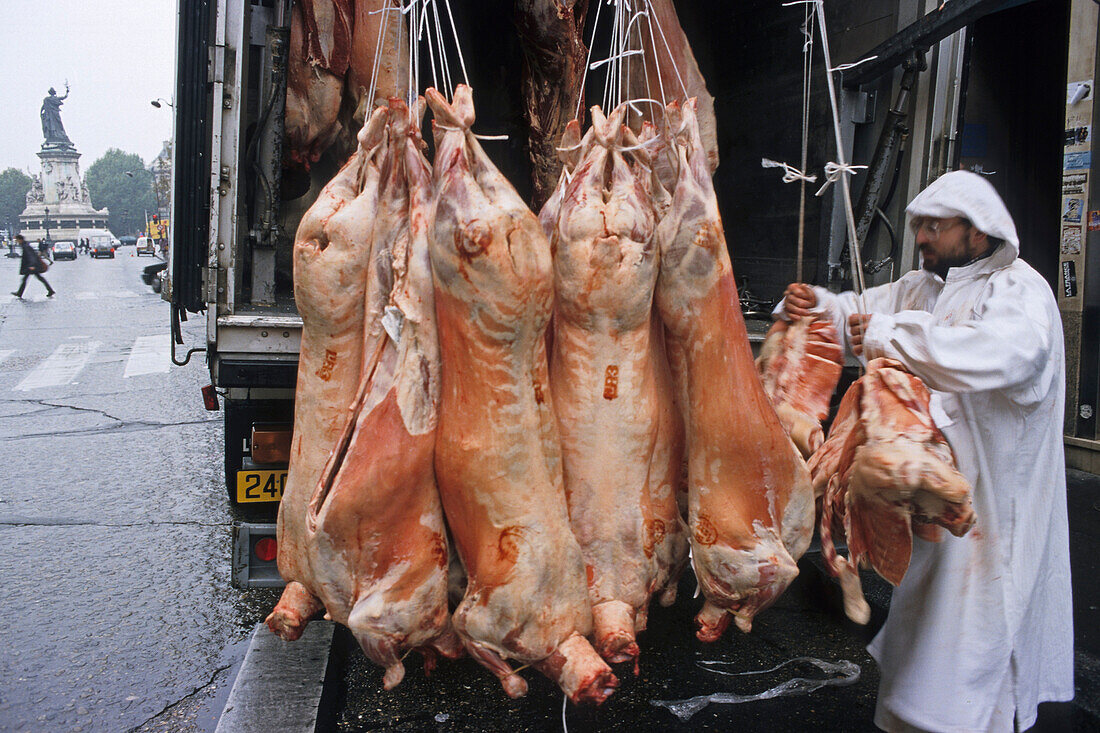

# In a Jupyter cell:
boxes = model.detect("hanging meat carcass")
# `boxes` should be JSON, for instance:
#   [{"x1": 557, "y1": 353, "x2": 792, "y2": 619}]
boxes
[
  {"x1": 515, "y1": 0, "x2": 590, "y2": 208},
  {"x1": 549, "y1": 104, "x2": 687, "y2": 666},
  {"x1": 426, "y1": 85, "x2": 617, "y2": 703},
  {"x1": 347, "y1": 0, "x2": 411, "y2": 128},
  {"x1": 626, "y1": 0, "x2": 719, "y2": 184},
  {"x1": 286, "y1": 0, "x2": 355, "y2": 170},
  {"x1": 812, "y1": 358, "x2": 976, "y2": 623},
  {"x1": 300, "y1": 98, "x2": 463, "y2": 689},
  {"x1": 654, "y1": 99, "x2": 815, "y2": 640},
  {"x1": 267, "y1": 105, "x2": 391, "y2": 640},
  {"x1": 757, "y1": 317, "x2": 844, "y2": 459}
]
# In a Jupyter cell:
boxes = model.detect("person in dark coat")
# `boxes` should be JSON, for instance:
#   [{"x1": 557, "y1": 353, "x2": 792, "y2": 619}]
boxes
[{"x1": 13, "y1": 235, "x2": 55, "y2": 298}]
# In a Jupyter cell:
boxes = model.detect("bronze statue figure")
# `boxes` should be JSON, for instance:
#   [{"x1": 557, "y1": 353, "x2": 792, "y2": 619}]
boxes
[{"x1": 41, "y1": 83, "x2": 73, "y2": 147}]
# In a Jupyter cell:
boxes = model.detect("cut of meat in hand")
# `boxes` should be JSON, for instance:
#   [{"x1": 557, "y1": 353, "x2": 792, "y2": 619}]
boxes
[
  {"x1": 303, "y1": 99, "x2": 462, "y2": 690},
  {"x1": 426, "y1": 85, "x2": 617, "y2": 704},
  {"x1": 550, "y1": 103, "x2": 687, "y2": 666},
  {"x1": 266, "y1": 105, "x2": 390, "y2": 641},
  {"x1": 654, "y1": 99, "x2": 815, "y2": 640},
  {"x1": 757, "y1": 317, "x2": 844, "y2": 459},
  {"x1": 812, "y1": 358, "x2": 975, "y2": 623}
]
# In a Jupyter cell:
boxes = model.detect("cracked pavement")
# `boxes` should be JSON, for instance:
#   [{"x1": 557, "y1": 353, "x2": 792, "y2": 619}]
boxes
[{"x1": 0, "y1": 254, "x2": 277, "y2": 732}]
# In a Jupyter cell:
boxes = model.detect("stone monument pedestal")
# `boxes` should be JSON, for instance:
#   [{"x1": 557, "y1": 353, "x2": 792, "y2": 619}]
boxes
[{"x1": 19, "y1": 143, "x2": 109, "y2": 243}]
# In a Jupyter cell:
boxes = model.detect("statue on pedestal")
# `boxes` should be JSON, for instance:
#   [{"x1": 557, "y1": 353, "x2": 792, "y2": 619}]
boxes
[{"x1": 41, "y1": 83, "x2": 74, "y2": 148}]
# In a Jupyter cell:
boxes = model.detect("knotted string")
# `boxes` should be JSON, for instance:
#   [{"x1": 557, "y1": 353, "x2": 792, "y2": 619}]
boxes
[
  {"x1": 762, "y1": 157, "x2": 818, "y2": 184},
  {"x1": 814, "y1": 161, "x2": 868, "y2": 197}
]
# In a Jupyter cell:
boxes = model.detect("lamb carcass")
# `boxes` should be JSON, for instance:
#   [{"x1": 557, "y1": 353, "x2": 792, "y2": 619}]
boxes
[
  {"x1": 347, "y1": 0, "x2": 411, "y2": 128},
  {"x1": 426, "y1": 85, "x2": 617, "y2": 703},
  {"x1": 286, "y1": 0, "x2": 354, "y2": 170},
  {"x1": 267, "y1": 105, "x2": 390, "y2": 639},
  {"x1": 812, "y1": 358, "x2": 975, "y2": 623},
  {"x1": 654, "y1": 99, "x2": 814, "y2": 640},
  {"x1": 757, "y1": 317, "x2": 844, "y2": 458},
  {"x1": 302, "y1": 99, "x2": 462, "y2": 690},
  {"x1": 550, "y1": 104, "x2": 687, "y2": 666},
  {"x1": 626, "y1": 0, "x2": 719, "y2": 184}
]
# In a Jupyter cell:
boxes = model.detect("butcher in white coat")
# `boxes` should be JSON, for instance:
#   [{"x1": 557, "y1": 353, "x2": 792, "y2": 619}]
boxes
[{"x1": 780, "y1": 170, "x2": 1074, "y2": 732}]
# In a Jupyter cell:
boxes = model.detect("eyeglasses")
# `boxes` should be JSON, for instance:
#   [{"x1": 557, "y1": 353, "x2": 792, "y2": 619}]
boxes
[{"x1": 909, "y1": 217, "x2": 971, "y2": 240}]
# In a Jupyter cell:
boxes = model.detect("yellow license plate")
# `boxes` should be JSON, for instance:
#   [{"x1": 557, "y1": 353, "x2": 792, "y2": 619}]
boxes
[{"x1": 236, "y1": 469, "x2": 287, "y2": 503}]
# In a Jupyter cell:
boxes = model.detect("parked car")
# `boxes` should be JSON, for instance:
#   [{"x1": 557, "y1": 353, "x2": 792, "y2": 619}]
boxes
[
  {"x1": 91, "y1": 240, "x2": 116, "y2": 259},
  {"x1": 142, "y1": 261, "x2": 168, "y2": 293},
  {"x1": 52, "y1": 241, "x2": 77, "y2": 261},
  {"x1": 136, "y1": 236, "x2": 156, "y2": 256}
]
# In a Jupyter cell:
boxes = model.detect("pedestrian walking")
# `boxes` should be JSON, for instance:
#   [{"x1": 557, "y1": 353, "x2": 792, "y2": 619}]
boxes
[{"x1": 12, "y1": 235, "x2": 55, "y2": 298}]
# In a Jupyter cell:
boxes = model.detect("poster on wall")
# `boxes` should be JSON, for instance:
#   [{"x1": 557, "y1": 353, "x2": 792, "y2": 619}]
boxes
[
  {"x1": 1063, "y1": 172, "x2": 1088, "y2": 195},
  {"x1": 1062, "y1": 260, "x2": 1078, "y2": 298},
  {"x1": 1064, "y1": 151, "x2": 1092, "y2": 170},
  {"x1": 1061, "y1": 226, "x2": 1082, "y2": 255},
  {"x1": 1063, "y1": 198, "x2": 1084, "y2": 222},
  {"x1": 1089, "y1": 210, "x2": 1100, "y2": 231}
]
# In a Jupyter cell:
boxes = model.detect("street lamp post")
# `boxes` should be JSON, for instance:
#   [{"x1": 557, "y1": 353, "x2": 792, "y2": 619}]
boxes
[
  {"x1": 43, "y1": 206, "x2": 51, "y2": 245},
  {"x1": 150, "y1": 98, "x2": 174, "y2": 109}
]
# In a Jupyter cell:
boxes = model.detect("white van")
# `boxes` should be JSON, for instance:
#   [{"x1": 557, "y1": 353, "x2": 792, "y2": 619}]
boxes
[{"x1": 136, "y1": 236, "x2": 156, "y2": 256}]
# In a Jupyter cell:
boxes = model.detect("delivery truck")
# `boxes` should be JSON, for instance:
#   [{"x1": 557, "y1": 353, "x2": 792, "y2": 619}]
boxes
[{"x1": 165, "y1": 0, "x2": 1090, "y2": 588}]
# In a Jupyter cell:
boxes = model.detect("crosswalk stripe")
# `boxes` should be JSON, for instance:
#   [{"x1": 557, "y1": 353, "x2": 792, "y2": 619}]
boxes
[
  {"x1": 0, "y1": 350, "x2": 13, "y2": 365},
  {"x1": 123, "y1": 335, "x2": 171, "y2": 378},
  {"x1": 14, "y1": 341, "x2": 102, "y2": 391},
  {"x1": 75, "y1": 291, "x2": 141, "y2": 300}
]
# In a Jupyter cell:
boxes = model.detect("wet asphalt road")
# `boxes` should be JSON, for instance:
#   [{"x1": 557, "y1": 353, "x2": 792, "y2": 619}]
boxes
[{"x1": 0, "y1": 249, "x2": 277, "y2": 732}]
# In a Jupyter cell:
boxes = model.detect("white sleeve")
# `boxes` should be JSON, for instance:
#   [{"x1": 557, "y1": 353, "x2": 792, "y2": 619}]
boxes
[
  {"x1": 861, "y1": 276, "x2": 1053, "y2": 397},
  {"x1": 803, "y1": 282, "x2": 901, "y2": 359}
]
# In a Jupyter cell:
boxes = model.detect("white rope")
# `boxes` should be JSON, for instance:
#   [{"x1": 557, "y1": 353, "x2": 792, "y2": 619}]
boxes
[
  {"x1": 761, "y1": 157, "x2": 818, "y2": 184},
  {"x1": 814, "y1": 162, "x2": 868, "y2": 197},
  {"x1": 576, "y1": 0, "x2": 604, "y2": 119},
  {"x1": 366, "y1": 1, "x2": 399, "y2": 113},
  {"x1": 796, "y1": 0, "x2": 814, "y2": 282},
  {"x1": 642, "y1": 0, "x2": 668, "y2": 109},
  {"x1": 435, "y1": 124, "x2": 508, "y2": 141},
  {"x1": 432, "y1": 0, "x2": 453, "y2": 96},
  {"x1": 590, "y1": 48, "x2": 644, "y2": 70},
  {"x1": 811, "y1": 0, "x2": 869, "y2": 309},
  {"x1": 441, "y1": 0, "x2": 469, "y2": 86},
  {"x1": 643, "y1": 0, "x2": 689, "y2": 99},
  {"x1": 422, "y1": 0, "x2": 439, "y2": 90},
  {"x1": 830, "y1": 55, "x2": 878, "y2": 73}
]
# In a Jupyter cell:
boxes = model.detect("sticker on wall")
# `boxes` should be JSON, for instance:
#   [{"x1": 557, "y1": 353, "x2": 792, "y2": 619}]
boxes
[
  {"x1": 1061, "y1": 226, "x2": 1082, "y2": 255},
  {"x1": 1062, "y1": 260, "x2": 1078, "y2": 298},
  {"x1": 1064, "y1": 151, "x2": 1091, "y2": 170},
  {"x1": 1065, "y1": 125, "x2": 1091, "y2": 147},
  {"x1": 1063, "y1": 198, "x2": 1084, "y2": 223},
  {"x1": 1068, "y1": 80, "x2": 1094, "y2": 105},
  {"x1": 1089, "y1": 211, "x2": 1100, "y2": 231},
  {"x1": 1063, "y1": 173, "x2": 1088, "y2": 195}
]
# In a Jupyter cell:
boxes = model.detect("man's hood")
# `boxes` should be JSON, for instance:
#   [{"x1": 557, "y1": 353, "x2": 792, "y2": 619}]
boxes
[{"x1": 905, "y1": 170, "x2": 1019, "y2": 258}]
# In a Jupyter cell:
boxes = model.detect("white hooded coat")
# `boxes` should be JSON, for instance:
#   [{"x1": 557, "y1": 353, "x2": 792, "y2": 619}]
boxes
[{"x1": 792, "y1": 172, "x2": 1074, "y2": 731}]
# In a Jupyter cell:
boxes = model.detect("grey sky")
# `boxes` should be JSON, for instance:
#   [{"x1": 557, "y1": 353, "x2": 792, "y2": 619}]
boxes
[{"x1": 0, "y1": 0, "x2": 176, "y2": 175}]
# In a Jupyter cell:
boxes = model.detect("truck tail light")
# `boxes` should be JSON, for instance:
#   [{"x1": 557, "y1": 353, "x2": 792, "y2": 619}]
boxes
[
  {"x1": 254, "y1": 537, "x2": 278, "y2": 562},
  {"x1": 252, "y1": 425, "x2": 292, "y2": 463},
  {"x1": 201, "y1": 384, "x2": 219, "y2": 411}
]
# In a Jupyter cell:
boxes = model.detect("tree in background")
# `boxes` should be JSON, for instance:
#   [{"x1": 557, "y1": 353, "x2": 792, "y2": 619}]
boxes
[
  {"x1": 0, "y1": 168, "x2": 32, "y2": 235},
  {"x1": 85, "y1": 149, "x2": 156, "y2": 237}
]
